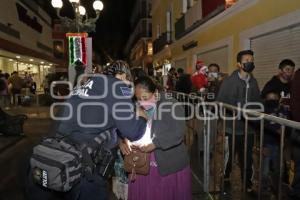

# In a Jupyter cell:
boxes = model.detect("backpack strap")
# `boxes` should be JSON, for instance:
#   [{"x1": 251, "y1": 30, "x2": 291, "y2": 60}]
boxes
[{"x1": 80, "y1": 145, "x2": 96, "y2": 182}]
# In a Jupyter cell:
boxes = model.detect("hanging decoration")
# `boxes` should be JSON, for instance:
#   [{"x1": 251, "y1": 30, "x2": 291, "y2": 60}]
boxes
[{"x1": 66, "y1": 33, "x2": 88, "y2": 66}]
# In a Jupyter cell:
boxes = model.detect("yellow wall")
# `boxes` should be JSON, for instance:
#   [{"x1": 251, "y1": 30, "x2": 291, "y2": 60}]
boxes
[
  {"x1": 153, "y1": 0, "x2": 300, "y2": 73},
  {"x1": 152, "y1": 0, "x2": 170, "y2": 40},
  {"x1": 152, "y1": 0, "x2": 184, "y2": 40}
]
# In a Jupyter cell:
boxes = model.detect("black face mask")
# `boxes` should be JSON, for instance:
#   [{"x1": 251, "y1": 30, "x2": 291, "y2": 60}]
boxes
[
  {"x1": 264, "y1": 100, "x2": 279, "y2": 112},
  {"x1": 242, "y1": 62, "x2": 255, "y2": 73}
]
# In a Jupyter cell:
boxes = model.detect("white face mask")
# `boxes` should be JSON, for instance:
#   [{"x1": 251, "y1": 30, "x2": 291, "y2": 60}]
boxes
[{"x1": 208, "y1": 72, "x2": 218, "y2": 78}]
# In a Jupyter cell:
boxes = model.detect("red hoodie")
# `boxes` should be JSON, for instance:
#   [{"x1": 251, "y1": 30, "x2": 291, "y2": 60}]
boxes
[{"x1": 291, "y1": 69, "x2": 300, "y2": 122}]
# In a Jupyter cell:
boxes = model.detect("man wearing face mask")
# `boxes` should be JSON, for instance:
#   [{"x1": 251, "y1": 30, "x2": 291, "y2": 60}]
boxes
[
  {"x1": 261, "y1": 59, "x2": 295, "y2": 104},
  {"x1": 217, "y1": 50, "x2": 261, "y2": 193},
  {"x1": 207, "y1": 63, "x2": 225, "y2": 101}
]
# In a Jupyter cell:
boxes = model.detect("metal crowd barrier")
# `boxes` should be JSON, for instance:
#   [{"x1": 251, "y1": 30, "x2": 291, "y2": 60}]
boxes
[{"x1": 170, "y1": 91, "x2": 300, "y2": 200}]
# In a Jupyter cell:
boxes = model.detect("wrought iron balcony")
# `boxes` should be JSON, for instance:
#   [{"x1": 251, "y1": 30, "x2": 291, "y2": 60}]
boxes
[{"x1": 153, "y1": 31, "x2": 172, "y2": 54}]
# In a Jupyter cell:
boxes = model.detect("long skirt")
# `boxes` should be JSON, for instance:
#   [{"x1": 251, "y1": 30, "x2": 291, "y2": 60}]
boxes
[{"x1": 128, "y1": 152, "x2": 192, "y2": 200}]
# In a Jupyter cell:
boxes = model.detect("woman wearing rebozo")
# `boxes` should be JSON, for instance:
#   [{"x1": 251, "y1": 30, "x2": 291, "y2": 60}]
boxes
[{"x1": 119, "y1": 76, "x2": 192, "y2": 200}]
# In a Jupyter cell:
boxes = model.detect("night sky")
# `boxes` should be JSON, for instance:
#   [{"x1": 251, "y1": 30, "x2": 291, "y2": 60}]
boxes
[{"x1": 38, "y1": 0, "x2": 136, "y2": 64}]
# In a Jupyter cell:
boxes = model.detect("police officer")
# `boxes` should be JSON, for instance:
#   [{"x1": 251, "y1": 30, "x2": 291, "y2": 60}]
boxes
[{"x1": 27, "y1": 60, "x2": 147, "y2": 200}]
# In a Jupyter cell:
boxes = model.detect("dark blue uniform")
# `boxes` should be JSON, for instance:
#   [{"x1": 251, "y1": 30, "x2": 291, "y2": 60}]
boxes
[
  {"x1": 27, "y1": 75, "x2": 146, "y2": 200},
  {"x1": 58, "y1": 75, "x2": 146, "y2": 142}
]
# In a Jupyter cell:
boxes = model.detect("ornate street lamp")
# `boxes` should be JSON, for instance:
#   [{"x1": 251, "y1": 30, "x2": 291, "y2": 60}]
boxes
[{"x1": 51, "y1": 0, "x2": 104, "y2": 32}]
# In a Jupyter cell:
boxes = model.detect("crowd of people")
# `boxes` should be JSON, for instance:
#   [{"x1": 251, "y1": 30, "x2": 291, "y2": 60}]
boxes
[
  {"x1": 161, "y1": 50, "x2": 300, "y2": 199},
  {"x1": 163, "y1": 60, "x2": 226, "y2": 101},
  {"x1": 22, "y1": 52, "x2": 300, "y2": 200},
  {"x1": 130, "y1": 50, "x2": 300, "y2": 199},
  {"x1": 0, "y1": 70, "x2": 40, "y2": 108},
  {"x1": 26, "y1": 60, "x2": 192, "y2": 200},
  {"x1": 216, "y1": 52, "x2": 300, "y2": 199}
]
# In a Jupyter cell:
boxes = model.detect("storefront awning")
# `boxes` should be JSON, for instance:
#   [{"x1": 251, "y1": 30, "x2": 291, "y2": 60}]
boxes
[{"x1": 0, "y1": 37, "x2": 62, "y2": 65}]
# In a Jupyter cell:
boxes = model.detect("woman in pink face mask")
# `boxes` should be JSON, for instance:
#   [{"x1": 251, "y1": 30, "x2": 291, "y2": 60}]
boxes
[
  {"x1": 119, "y1": 76, "x2": 192, "y2": 200},
  {"x1": 137, "y1": 85, "x2": 157, "y2": 110}
]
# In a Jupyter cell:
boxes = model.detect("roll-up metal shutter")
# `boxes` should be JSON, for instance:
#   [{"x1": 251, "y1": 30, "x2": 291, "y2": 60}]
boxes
[
  {"x1": 197, "y1": 45, "x2": 229, "y2": 72},
  {"x1": 251, "y1": 25, "x2": 300, "y2": 89}
]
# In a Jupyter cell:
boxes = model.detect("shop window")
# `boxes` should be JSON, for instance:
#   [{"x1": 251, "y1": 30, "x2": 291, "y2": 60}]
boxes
[{"x1": 147, "y1": 42, "x2": 153, "y2": 55}]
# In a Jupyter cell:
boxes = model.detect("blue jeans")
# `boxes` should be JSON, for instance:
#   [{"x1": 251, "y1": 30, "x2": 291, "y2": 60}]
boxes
[{"x1": 262, "y1": 144, "x2": 280, "y2": 192}]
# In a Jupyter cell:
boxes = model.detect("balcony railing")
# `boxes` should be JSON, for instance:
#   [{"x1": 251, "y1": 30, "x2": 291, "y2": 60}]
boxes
[
  {"x1": 153, "y1": 31, "x2": 172, "y2": 54},
  {"x1": 185, "y1": 0, "x2": 203, "y2": 30},
  {"x1": 175, "y1": 15, "x2": 186, "y2": 40},
  {"x1": 175, "y1": 1, "x2": 225, "y2": 40},
  {"x1": 154, "y1": 0, "x2": 240, "y2": 54}
]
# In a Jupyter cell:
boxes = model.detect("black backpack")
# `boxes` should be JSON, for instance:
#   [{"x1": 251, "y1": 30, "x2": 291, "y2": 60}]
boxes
[
  {"x1": 29, "y1": 130, "x2": 116, "y2": 192},
  {"x1": 0, "y1": 108, "x2": 28, "y2": 136}
]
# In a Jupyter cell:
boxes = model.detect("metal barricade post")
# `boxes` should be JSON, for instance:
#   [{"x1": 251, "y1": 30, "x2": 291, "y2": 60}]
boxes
[
  {"x1": 279, "y1": 125, "x2": 286, "y2": 199},
  {"x1": 258, "y1": 119, "x2": 264, "y2": 200},
  {"x1": 243, "y1": 118, "x2": 249, "y2": 193}
]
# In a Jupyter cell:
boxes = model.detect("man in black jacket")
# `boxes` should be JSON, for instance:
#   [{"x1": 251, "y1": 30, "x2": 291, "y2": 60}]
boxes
[
  {"x1": 217, "y1": 50, "x2": 262, "y2": 192},
  {"x1": 261, "y1": 59, "x2": 295, "y2": 100}
]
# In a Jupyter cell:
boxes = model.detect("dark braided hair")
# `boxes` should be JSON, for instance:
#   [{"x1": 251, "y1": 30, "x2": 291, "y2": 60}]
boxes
[{"x1": 104, "y1": 60, "x2": 132, "y2": 81}]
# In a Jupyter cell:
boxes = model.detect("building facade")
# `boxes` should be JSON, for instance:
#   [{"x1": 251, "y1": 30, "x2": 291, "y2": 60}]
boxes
[
  {"x1": 52, "y1": 20, "x2": 69, "y2": 74},
  {"x1": 152, "y1": 0, "x2": 300, "y2": 88},
  {"x1": 125, "y1": 0, "x2": 153, "y2": 74},
  {"x1": 0, "y1": 0, "x2": 57, "y2": 89}
]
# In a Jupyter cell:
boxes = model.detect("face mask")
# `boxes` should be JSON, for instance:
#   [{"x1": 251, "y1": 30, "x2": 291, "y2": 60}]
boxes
[
  {"x1": 139, "y1": 94, "x2": 156, "y2": 110},
  {"x1": 145, "y1": 107, "x2": 155, "y2": 118},
  {"x1": 264, "y1": 100, "x2": 279, "y2": 111},
  {"x1": 209, "y1": 72, "x2": 218, "y2": 78},
  {"x1": 242, "y1": 62, "x2": 255, "y2": 73}
]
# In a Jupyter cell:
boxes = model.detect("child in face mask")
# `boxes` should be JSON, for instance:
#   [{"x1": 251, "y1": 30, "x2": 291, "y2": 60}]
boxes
[{"x1": 262, "y1": 92, "x2": 289, "y2": 196}]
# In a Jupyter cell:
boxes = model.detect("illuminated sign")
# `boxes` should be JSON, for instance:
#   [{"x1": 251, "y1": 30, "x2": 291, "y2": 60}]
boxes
[{"x1": 67, "y1": 33, "x2": 88, "y2": 65}]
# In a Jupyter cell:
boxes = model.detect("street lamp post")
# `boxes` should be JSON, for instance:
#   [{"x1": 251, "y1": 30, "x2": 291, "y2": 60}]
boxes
[{"x1": 51, "y1": 0, "x2": 104, "y2": 32}]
